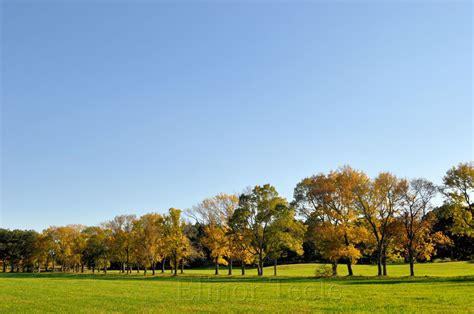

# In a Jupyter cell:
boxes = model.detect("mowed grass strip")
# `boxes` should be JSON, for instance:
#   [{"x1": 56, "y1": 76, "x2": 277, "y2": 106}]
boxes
[{"x1": 0, "y1": 262, "x2": 473, "y2": 313}]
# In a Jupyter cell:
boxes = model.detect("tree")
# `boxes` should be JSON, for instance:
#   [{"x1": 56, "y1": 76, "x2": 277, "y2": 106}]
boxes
[
  {"x1": 266, "y1": 206, "x2": 306, "y2": 276},
  {"x1": 353, "y1": 172, "x2": 407, "y2": 276},
  {"x1": 188, "y1": 193, "x2": 238, "y2": 275},
  {"x1": 201, "y1": 224, "x2": 230, "y2": 275},
  {"x1": 82, "y1": 226, "x2": 112, "y2": 273},
  {"x1": 43, "y1": 226, "x2": 83, "y2": 272},
  {"x1": 232, "y1": 184, "x2": 295, "y2": 276},
  {"x1": 442, "y1": 162, "x2": 474, "y2": 237},
  {"x1": 294, "y1": 167, "x2": 367, "y2": 276},
  {"x1": 0, "y1": 229, "x2": 12, "y2": 272},
  {"x1": 107, "y1": 215, "x2": 136, "y2": 274},
  {"x1": 400, "y1": 178, "x2": 438, "y2": 276},
  {"x1": 133, "y1": 213, "x2": 165, "y2": 276},
  {"x1": 164, "y1": 208, "x2": 190, "y2": 276}
]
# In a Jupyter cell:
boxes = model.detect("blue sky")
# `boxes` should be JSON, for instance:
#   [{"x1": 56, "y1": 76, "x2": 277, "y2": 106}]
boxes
[{"x1": 1, "y1": 1, "x2": 472, "y2": 231}]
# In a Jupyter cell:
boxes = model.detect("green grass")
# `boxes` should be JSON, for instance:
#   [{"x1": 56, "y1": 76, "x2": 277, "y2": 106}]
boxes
[
  {"x1": 0, "y1": 262, "x2": 473, "y2": 313},
  {"x1": 184, "y1": 261, "x2": 474, "y2": 277}
]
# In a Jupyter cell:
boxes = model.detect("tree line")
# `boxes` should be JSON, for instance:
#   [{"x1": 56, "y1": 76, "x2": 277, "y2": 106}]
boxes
[{"x1": 1, "y1": 162, "x2": 472, "y2": 277}]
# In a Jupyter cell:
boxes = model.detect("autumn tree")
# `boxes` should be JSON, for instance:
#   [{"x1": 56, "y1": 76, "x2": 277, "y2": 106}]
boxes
[
  {"x1": 133, "y1": 213, "x2": 165, "y2": 275},
  {"x1": 188, "y1": 193, "x2": 238, "y2": 275},
  {"x1": 107, "y1": 215, "x2": 136, "y2": 274},
  {"x1": 442, "y1": 162, "x2": 474, "y2": 237},
  {"x1": 353, "y1": 172, "x2": 407, "y2": 276},
  {"x1": 294, "y1": 167, "x2": 367, "y2": 276},
  {"x1": 164, "y1": 208, "x2": 190, "y2": 276},
  {"x1": 399, "y1": 178, "x2": 438, "y2": 276}
]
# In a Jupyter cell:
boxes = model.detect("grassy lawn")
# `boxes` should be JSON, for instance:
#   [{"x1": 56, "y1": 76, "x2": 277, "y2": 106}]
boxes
[{"x1": 0, "y1": 262, "x2": 473, "y2": 313}]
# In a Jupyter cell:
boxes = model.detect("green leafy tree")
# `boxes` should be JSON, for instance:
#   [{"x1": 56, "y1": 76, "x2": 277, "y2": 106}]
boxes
[
  {"x1": 232, "y1": 184, "x2": 297, "y2": 276},
  {"x1": 442, "y1": 162, "x2": 474, "y2": 237},
  {"x1": 266, "y1": 206, "x2": 306, "y2": 276}
]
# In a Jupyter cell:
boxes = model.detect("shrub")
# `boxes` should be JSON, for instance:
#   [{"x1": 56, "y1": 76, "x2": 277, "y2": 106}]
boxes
[{"x1": 314, "y1": 264, "x2": 333, "y2": 278}]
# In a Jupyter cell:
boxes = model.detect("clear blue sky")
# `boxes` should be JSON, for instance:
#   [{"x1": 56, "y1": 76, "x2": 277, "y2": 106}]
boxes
[{"x1": 1, "y1": 1, "x2": 472, "y2": 231}]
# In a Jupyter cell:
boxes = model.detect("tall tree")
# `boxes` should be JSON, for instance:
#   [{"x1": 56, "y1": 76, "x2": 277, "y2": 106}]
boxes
[
  {"x1": 43, "y1": 226, "x2": 84, "y2": 272},
  {"x1": 133, "y1": 213, "x2": 165, "y2": 276},
  {"x1": 442, "y1": 162, "x2": 474, "y2": 237},
  {"x1": 294, "y1": 167, "x2": 367, "y2": 276},
  {"x1": 82, "y1": 226, "x2": 112, "y2": 273},
  {"x1": 266, "y1": 206, "x2": 306, "y2": 276},
  {"x1": 188, "y1": 193, "x2": 238, "y2": 275},
  {"x1": 400, "y1": 178, "x2": 437, "y2": 276},
  {"x1": 164, "y1": 208, "x2": 190, "y2": 276},
  {"x1": 232, "y1": 184, "x2": 293, "y2": 276},
  {"x1": 353, "y1": 172, "x2": 408, "y2": 276},
  {"x1": 107, "y1": 215, "x2": 136, "y2": 274}
]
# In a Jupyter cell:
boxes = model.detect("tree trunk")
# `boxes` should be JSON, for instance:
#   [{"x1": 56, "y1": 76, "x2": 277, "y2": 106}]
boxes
[
  {"x1": 162, "y1": 258, "x2": 166, "y2": 273},
  {"x1": 52, "y1": 260, "x2": 55, "y2": 273},
  {"x1": 344, "y1": 233, "x2": 353, "y2": 276},
  {"x1": 126, "y1": 250, "x2": 130, "y2": 274},
  {"x1": 92, "y1": 266, "x2": 95, "y2": 273},
  {"x1": 180, "y1": 260, "x2": 184, "y2": 274},
  {"x1": 376, "y1": 246, "x2": 382, "y2": 276},
  {"x1": 382, "y1": 247, "x2": 387, "y2": 276},
  {"x1": 104, "y1": 265, "x2": 107, "y2": 274},
  {"x1": 152, "y1": 262, "x2": 155, "y2": 276},
  {"x1": 81, "y1": 264, "x2": 84, "y2": 273},
  {"x1": 347, "y1": 259, "x2": 353, "y2": 276},
  {"x1": 215, "y1": 257, "x2": 219, "y2": 275},
  {"x1": 332, "y1": 261, "x2": 338, "y2": 276},
  {"x1": 258, "y1": 249, "x2": 263, "y2": 276},
  {"x1": 241, "y1": 263, "x2": 245, "y2": 276},
  {"x1": 228, "y1": 257, "x2": 233, "y2": 275},
  {"x1": 144, "y1": 265, "x2": 147, "y2": 276},
  {"x1": 409, "y1": 249, "x2": 415, "y2": 277},
  {"x1": 2, "y1": 259, "x2": 6, "y2": 272},
  {"x1": 173, "y1": 258, "x2": 178, "y2": 276},
  {"x1": 274, "y1": 258, "x2": 277, "y2": 276}
]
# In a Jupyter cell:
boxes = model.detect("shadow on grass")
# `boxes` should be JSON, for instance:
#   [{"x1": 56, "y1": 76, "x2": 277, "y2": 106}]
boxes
[{"x1": 0, "y1": 272, "x2": 473, "y2": 285}]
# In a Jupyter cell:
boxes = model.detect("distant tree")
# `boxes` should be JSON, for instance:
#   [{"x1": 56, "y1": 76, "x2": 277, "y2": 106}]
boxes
[
  {"x1": 107, "y1": 215, "x2": 136, "y2": 274},
  {"x1": 442, "y1": 162, "x2": 474, "y2": 237},
  {"x1": 232, "y1": 184, "x2": 296, "y2": 276},
  {"x1": 294, "y1": 167, "x2": 368, "y2": 276},
  {"x1": 266, "y1": 206, "x2": 306, "y2": 276},
  {"x1": 188, "y1": 193, "x2": 238, "y2": 275},
  {"x1": 400, "y1": 178, "x2": 438, "y2": 276},
  {"x1": 133, "y1": 213, "x2": 165, "y2": 275},
  {"x1": 43, "y1": 226, "x2": 83, "y2": 272},
  {"x1": 353, "y1": 172, "x2": 407, "y2": 276},
  {"x1": 432, "y1": 205, "x2": 473, "y2": 260},
  {"x1": 164, "y1": 208, "x2": 190, "y2": 276},
  {"x1": 82, "y1": 226, "x2": 112, "y2": 273},
  {"x1": 0, "y1": 229, "x2": 11, "y2": 272}
]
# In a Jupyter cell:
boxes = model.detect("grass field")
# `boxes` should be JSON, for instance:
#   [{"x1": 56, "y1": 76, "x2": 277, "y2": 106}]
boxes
[{"x1": 0, "y1": 262, "x2": 473, "y2": 313}]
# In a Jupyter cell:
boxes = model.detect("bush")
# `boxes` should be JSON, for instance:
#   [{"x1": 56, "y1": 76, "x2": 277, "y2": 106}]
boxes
[{"x1": 315, "y1": 264, "x2": 333, "y2": 278}]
